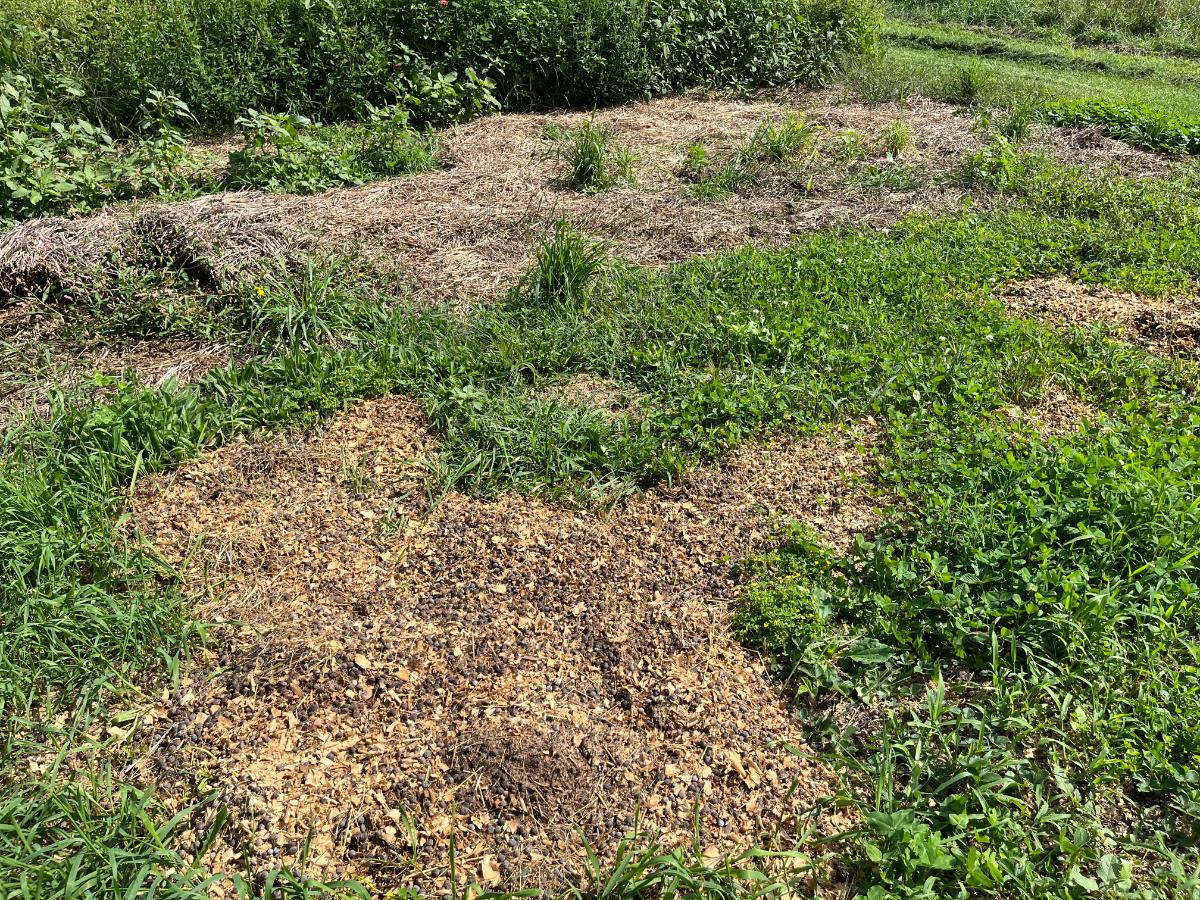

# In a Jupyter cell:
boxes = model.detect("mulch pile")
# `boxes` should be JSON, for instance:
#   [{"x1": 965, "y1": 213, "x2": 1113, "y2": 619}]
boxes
[
  {"x1": 6, "y1": 91, "x2": 1152, "y2": 312},
  {"x1": 1003, "y1": 277, "x2": 1200, "y2": 358},
  {"x1": 129, "y1": 396, "x2": 878, "y2": 892}
]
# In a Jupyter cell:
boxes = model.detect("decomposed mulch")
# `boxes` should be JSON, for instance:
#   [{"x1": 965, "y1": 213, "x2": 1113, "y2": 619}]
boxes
[
  {"x1": 128, "y1": 396, "x2": 879, "y2": 893},
  {"x1": 1002, "y1": 277, "x2": 1200, "y2": 358}
]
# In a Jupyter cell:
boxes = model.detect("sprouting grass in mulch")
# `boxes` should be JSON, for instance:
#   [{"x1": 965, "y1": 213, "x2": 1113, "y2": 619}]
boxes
[{"x1": 3, "y1": 144, "x2": 1200, "y2": 896}]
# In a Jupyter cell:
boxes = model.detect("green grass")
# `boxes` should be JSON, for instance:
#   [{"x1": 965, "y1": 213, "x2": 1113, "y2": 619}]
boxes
[
  {"x1": 684, "y1": 115, "x2": 820, "y2": 198},
  {"x1": 4, "y1": 143, "x2": 1200, "y2": 895},
  {"x1": 884, "y1": 0, "x2": 1200, "y2": 55},
  {"x1": 543, "y1": 121, "x2": 636, "y2": 193},
  {"x1": 851, "y1": 36, "x2": 1200, "y2": 156},
  {"x1": 859, "y1": 44, "x2": 1200, "y2": 121},
  {"x1": 736, "y1": 353, "x2": 1200, "y2": 894},
  {"x1": 884, "y1": 19, "x2": 1200, "y2": 88}
]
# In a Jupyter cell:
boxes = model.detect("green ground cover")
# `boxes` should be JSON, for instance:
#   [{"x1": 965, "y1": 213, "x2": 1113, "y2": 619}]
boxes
[
  {"x1": 3, "y1": 144, "x2": 1200, "y2": 896},
  {"x1": 852, "y1": 39, "x2": 1200, "y2": 155},
  {"x1": 6, "y1": 1, "x2": 1200, "y2": 895},
  {"x1": 884, "y1": 0, "x2": 1200, "y2": 56}
]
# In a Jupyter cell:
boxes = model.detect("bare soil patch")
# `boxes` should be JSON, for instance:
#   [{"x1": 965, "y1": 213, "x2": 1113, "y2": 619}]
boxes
[
  {"x1": 1001, "y1": 380, "x2": 1098, "y2": 438},
  {"x1": 127, "y1": 397, "x2": 879, "y2": 892},
  {"x1": 538, "y1": 374, "x2": 645, "y2": 420},
  {"x1": 1002, "y1": 277, "x2": 1200, "y2": 357}
]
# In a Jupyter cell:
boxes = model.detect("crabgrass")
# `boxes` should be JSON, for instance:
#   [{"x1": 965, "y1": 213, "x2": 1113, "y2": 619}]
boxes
[
  {"x1": 4, "y1": 149, "x2": 1200, "y2": 895},
  {"x1": 735, "y1": 348, "x2": 1200, "y2": 895},
  {"x1": 543, "y1": 121, "x2": 635, "y2": 193}
]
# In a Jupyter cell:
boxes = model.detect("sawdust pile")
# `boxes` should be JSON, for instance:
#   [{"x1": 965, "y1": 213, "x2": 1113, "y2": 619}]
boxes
[
  {"x1": 1003, "y1": 277, "x2": 1200, "y2": 358},
  {"x1": 129, "y1": 396, "x2": 879, "y2": 892}
]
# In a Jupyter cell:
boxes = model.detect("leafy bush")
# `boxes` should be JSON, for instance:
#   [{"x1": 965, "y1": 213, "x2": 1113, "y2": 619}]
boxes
[
  {"x1": 225, "y1": 110, "x2": 358, "y2": 194},
  {"x1": 0, "y1": 0, "x2": 879, "y2": 133},
  {"x1": 1, "y1": 84, "x2": 436, "y2": 225},
  {"x1": 0, "y1": 74, "x2": 195, "y2": 225}
]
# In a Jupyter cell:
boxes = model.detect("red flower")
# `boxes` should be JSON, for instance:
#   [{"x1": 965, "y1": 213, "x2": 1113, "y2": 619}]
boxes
[{"x1": 439, "y1": 0, "x2": 449, "y2": 6}]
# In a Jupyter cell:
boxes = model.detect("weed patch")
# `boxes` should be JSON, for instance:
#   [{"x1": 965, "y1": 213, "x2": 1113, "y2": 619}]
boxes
[{"x1": 543, "y1": 120, "x2": 635, "y2": 193}]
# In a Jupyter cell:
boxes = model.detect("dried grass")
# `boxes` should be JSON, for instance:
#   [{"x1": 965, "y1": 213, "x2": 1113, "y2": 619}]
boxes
[
  {"x1": 2, "y1": 93, "x2": 991, "y2": 310},
  {"x1": 1, "y1": 93, "x2": 1180, "y2": 311}
]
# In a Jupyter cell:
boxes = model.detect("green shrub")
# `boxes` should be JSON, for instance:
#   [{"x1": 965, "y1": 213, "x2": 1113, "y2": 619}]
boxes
[
  {"x1": 0, "y1": 0, "x2": 879, "y2": 133},
  {"x1": 0, "y1": 74, "x2": 195, "y2": 225},
  {"x1": 224, "y1": 110, "x2": 358, "y2": 194}
]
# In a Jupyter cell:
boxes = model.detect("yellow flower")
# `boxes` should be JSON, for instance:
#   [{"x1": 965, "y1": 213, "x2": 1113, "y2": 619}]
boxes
[{"x1": 256, "y1": 286, "x2": 266, "y2": 297}]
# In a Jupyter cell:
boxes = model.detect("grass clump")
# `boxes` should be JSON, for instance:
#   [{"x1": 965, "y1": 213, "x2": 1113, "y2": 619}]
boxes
[
  {"x1": 525, "y1": 221, "x2": 610, "y2": 307},
  {"x1": 881, "y1": 119, "x2": 912, "y2": 157},
  {"x1": 543, "y1": 120, "x2": 635, "y2": 193},
  {"x1": 687, "y1": 114, "x2": 819, "y2": 197}
]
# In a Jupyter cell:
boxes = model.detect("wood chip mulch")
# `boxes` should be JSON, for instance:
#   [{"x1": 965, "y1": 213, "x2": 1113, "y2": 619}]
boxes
[
  {"x1": 1000, "y1": 380, "x2": 1098, "y2": 439},
  {"x1": 1002, "y1": 277, "x2": 1200, "y2": 358},
  {"x1": 128, "y1": 396, "x2": 878, "y2": 893}
]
